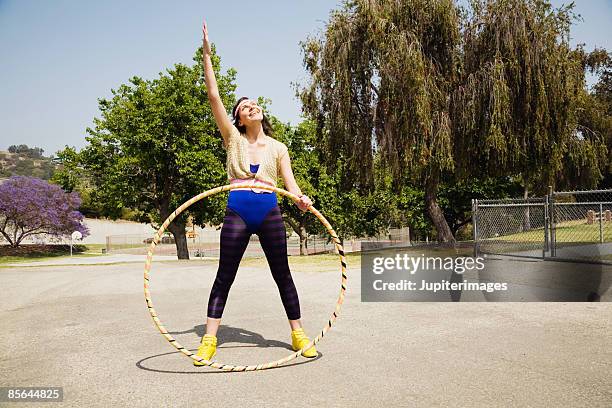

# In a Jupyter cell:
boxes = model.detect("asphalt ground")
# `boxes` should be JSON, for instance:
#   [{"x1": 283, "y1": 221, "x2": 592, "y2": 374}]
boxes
[{"x1": 1, "y1": 255, "x2": 611, "y2": 407}]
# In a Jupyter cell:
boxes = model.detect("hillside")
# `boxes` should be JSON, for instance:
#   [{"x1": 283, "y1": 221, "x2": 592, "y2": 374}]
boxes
[{"x1": 0, "y1": 149, "x2": 57, "y2": 180}]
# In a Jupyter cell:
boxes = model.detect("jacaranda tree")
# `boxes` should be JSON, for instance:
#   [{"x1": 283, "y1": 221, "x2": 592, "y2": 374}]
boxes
[{"x1": 0, "y1": 176, "x2": 89, "y2": 247}]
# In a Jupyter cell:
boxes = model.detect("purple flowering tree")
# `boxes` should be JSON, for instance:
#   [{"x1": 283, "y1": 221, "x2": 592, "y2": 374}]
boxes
[{"x1": 0, "y1": 176, "x2": 89, "y2": 247}]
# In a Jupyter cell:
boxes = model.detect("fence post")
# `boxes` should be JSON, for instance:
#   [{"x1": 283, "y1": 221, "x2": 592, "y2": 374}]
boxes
[
  {"x1": 544, "y1": 194, "x2": 549, "y2": 259},
  {"x1": 548, "y1": 186, "x2": 556, "y2": 257},
  {"x1": 600, "y1": 203, "x2": 604, "y2": 244},
  {"x1": 472, "y1": 199, "x2": 478, "y2": 257}
]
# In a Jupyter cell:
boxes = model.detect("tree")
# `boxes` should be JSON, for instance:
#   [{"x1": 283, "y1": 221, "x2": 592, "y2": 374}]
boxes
[
  {"x1": 51, "y1": 146, "x2": 104, "y2": 217},
  {"x1": 576, "y1": 48, "x2": 612, "y2": 189},
  {"x1": 438, "y1": 176, "x2": 521, "y2": 237},
  {"x1": 7, "y1": 144, "x2": 44, "y2": 158},
  {"x1": 0, "y1": 176, "x2": 89, "y2": 247},
  {"x1": 77, "y1": 48, "x2": 235, "y2": 259},
  {"x1": 273, "y1": 119, "x2": 320, "y2": 254},
  {"x1": 454, "y1": 0, "x2": 608, "y2": 194},
  {"x1": 299, "y1": 0, "x2": 463, "y2": 243},
  {"x1": 276, "y1": 119, "x2": 399, "y2": 253},
  {"x1": 52, "y1": 146, "x2": 82, "y2": 193},
  {"x1": 298, "y1": 0, "x2": 607, "y2": 243}
]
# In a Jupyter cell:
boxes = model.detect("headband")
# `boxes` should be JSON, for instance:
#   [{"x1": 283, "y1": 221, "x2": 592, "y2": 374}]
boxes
[{"x1": 233, "y1": 98, "x2": 252, "y2": 118}]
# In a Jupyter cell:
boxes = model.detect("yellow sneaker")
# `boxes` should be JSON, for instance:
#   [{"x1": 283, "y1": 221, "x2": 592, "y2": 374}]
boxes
[
  {"x1": 291, "y1": 328, "x2": 318, "y2": 358},
  {"x1": 193, "y1": 334, "x2": 217, "y2": 366}
]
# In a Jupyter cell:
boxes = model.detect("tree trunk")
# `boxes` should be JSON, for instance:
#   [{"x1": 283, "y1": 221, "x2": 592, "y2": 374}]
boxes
[
  {"x1": 159, "y1": 194, "x2": 189, "y2": 260},
  {"x1": 299, "y1": 224, "x2": 307, "y2": 256},
  {"x1": 424, "y1": 175, "x2": 456, "y2": 243},
  {"x1": 523, "y1": 184, "x2": 531, "y2": 232},
  {"x1": 168, "y1": 222, "x2": 189, "y2": 260},
  {"x1": 1, "y1": 230, "x2": 16, "y2": 247},
  {"x1": 284, "y1": 215, "x2": 309, "y2": 256}
]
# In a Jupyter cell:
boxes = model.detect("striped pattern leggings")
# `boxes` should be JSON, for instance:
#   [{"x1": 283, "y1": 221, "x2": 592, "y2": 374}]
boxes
[{"x1": 207, "y1": 205, "x2": 301, "y2": 320}]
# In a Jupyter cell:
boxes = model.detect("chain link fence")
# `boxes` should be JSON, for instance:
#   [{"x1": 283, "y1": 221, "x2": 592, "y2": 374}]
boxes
[
  {"x1": 473, "y1": 197, "x2": 549, "y2": 257},
  {"x1": 106, "y1": 226, "x2": 411, "y2": 258},
  {"x1": 106, "y1": 232, "x2": 321, "y2": 258},
  {"x1": 474, "y1": 189, "x2": 612, "y2": 264},
  {"x1": 551, "y1": 189, "x2": 612, "y2": 262}
]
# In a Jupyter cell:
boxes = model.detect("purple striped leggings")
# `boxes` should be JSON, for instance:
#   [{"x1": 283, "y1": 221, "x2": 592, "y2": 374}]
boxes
[{"x1": 206, "y1": 205, "x2": 301, "y2": 320}]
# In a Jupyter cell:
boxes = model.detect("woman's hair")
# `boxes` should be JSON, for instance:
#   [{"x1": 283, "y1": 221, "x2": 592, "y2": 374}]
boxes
[{"x1": 231, "y1": 96, "x2": 274, "y2": 136}]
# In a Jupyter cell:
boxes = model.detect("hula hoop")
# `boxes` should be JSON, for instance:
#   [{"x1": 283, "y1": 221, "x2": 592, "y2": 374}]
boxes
[{"x1": 143, "y1": 183, "x2": 347, "y2": 371}]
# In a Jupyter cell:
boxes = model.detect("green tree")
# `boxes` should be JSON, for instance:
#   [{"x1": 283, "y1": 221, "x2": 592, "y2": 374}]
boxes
[
  {"x1": 438, "y1": 176, "x2": 521, "y2": 237},
  {"x1": 273, "y1": 119, "x2": 321, "y2": 254},
  {"x1": 576, "y1": 48, "x2": 612, "y2": 188},
  {"x1": 78, "y1": 49, "x2": 236, "y2": 259},
  {"x1": 51, "y1": 146, "x2": 104, "y2": 217},
  {"x1": 7, "y1": 145, "x2": 44, "y2": 159},
  {"x1": 52, "y1": 146, "x2": 82, "y2": 193},
  {"x1": 276, "y1": 119, "x2": 400, "y2": 253},
  {"x1": 299, "y1": 0, "x2": 607, "y2": 243},
  {"x1": 299, "y1": 0, "x2": 464, "y2": 243},
  {"x1": 455, "y1": 0, "x2": 608, "y2": 195}
]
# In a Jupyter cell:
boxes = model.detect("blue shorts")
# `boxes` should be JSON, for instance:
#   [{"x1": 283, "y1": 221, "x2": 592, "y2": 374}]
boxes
[
  {"x1": 227, "y1": 163, "x2": 279, "y2": 233},
  {"x1": 227, "y1": 190, "x2": 278, "y2": 234}
]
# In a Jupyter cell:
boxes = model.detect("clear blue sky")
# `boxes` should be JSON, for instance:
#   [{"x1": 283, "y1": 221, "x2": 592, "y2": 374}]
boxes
[{"x1": 1, "y1": 0, "x2": 610, "y2": 156}]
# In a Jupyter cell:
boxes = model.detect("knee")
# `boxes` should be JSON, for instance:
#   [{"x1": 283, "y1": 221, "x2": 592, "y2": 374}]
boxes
[
  {"x1": 212, "y1": 274, "x2": 235, "y2": 292},
  {"x1": 271, "y1": 268, "x2": 294, "y2": 285}
]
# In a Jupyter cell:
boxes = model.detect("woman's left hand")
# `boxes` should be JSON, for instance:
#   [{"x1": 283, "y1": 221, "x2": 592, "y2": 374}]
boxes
[{"x1": 297, "y1": 194, "x2": 313, "y2": 212}]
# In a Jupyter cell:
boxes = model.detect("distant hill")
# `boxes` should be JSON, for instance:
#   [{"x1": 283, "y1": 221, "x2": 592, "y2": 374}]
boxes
[{"x1": 0, "y1": 149, "x2": 57, "y2": 180}]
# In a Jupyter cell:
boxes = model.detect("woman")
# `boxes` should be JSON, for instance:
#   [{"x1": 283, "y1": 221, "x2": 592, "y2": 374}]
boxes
[{"x1": 194, "y1": 19, "x2": 317, "y2": 366}]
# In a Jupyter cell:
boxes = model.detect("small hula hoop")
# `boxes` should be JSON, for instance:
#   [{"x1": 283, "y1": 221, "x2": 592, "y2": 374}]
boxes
[{"x1": 143, "y1": 183, "x2": 347, "y2": 371}]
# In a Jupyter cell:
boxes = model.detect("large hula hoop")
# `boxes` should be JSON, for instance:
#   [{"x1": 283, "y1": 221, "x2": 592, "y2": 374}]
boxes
[{"x1": 144, "y1": 182, "x2": 347, "y2": 371}]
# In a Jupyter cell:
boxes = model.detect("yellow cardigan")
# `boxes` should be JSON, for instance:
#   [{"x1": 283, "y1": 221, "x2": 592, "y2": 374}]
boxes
[{"x1": 223, "y1": 125, "x2": 289, "y2": 186}]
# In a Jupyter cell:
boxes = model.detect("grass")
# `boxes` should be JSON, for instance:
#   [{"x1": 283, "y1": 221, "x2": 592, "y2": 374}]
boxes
[
  {"x1": 106, "y1": 243, "x2": 146, "y2": 250},
  {"x1": 486, "y1": 219, "x2": 612, "y2": 243},
  {"x1": 235, "y1": 244, "x2": 475, "y2": 273},
  {"x1": 82, "y1": 243, "x2": 107, "y2": 254},
  {"x1": 0, "y1": 244, "x2": 107, "y2": 264},
  {"x1": 555, "y1": 220, "x2": 612, "y2": 242}
]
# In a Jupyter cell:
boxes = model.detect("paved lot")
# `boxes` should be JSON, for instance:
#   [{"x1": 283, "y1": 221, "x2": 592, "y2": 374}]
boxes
[{"x1": 1, "y1": 256, "x2": 611, "y2": 407}]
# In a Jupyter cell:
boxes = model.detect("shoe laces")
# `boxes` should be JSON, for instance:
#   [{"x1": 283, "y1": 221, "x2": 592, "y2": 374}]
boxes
[
  {"x1": 201, "y1": 335, "x2": 217, "y2": 347},
  {"x1": 292, "y1": 329, "x2": 309, "y2": 342}
]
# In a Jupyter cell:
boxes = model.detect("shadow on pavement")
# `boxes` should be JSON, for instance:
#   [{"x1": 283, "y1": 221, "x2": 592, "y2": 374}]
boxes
[
  {"x1": 136, "y1": 324, "x2": 323, "y2": 374},
  {"x1": 169, "y1": 324, "x2": 294, "y2": 350}
]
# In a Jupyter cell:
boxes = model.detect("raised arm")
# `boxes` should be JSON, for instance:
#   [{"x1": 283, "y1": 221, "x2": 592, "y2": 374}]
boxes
[{"x1": 202, "y1": 19, "x2": 234, "y2": 145}]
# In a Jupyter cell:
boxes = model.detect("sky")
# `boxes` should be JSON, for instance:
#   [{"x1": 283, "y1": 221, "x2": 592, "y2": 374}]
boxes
[{"x1": 1, "y1": 0, "x2": 611, "y2": 157}]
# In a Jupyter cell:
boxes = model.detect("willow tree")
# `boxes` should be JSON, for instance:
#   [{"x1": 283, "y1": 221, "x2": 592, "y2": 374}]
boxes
[
  {"x1": 572, "y1": 48, "x2": 612, "y2": 188},
  {"x1": 299, "y1": 0, "x2": 607, "y2": 242},
  {"x1": 453, "y1": 0, "x2": 608, "y2": 193},
  {"x1": 300, "y1": 0, "x2": 461, "y2": 242}
]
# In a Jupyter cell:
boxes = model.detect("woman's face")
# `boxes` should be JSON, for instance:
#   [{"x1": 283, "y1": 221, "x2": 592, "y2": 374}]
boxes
[{"x1": 236, "y1": 99, "x2": 264, "y2": 127}]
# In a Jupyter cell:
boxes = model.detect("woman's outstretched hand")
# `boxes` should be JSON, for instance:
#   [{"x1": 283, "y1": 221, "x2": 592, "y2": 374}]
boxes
[
  {"x1": 297, "y1": 195, "x2": 313, "y2": 212},
  {"x1": 202, "y1": 19, "x2": 212, "y2": 55}
]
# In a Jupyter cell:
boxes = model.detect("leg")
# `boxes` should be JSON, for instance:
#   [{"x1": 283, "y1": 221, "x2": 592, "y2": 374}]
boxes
[
  {"x1": 204, "y1": 317, "x2": 221, "y2": 337},
  {"x1": 257, "y1": 206, "x2": 317, "y2": 358},
  {"x1": 256, "y1": 206, "x2": 301, "y2": 321},
  {"x1": 288, "y1": 319, "x2": 303, "y2": 331},
  {"x1": 206, "y1": 207, "x2": 251, "y2": 326}
]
